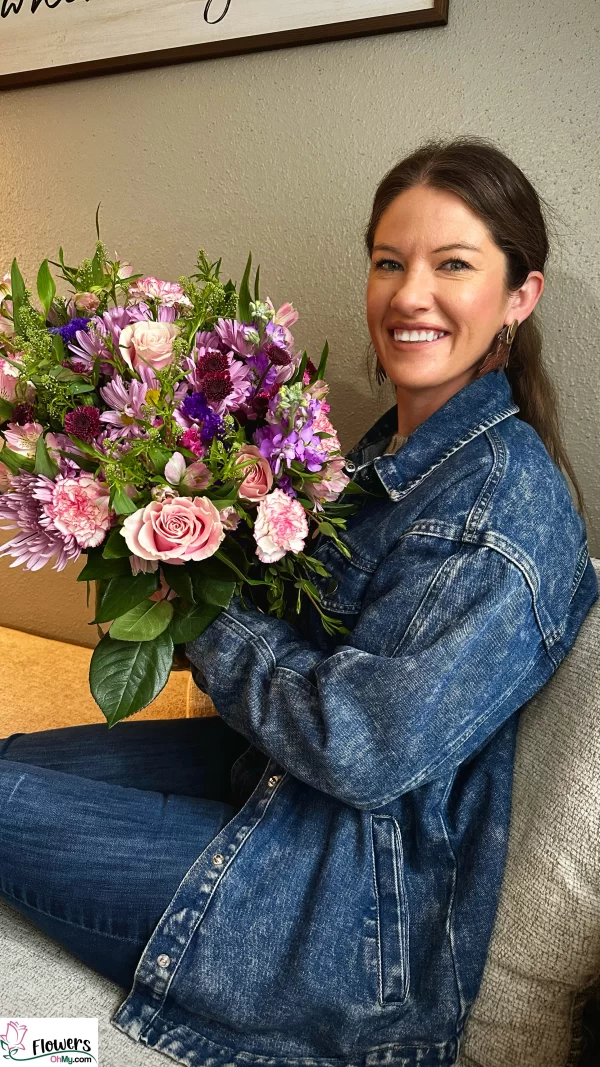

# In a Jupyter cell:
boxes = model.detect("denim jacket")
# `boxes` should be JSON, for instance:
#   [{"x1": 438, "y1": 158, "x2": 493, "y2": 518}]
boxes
[{"x1": 112, "y1": 369, "x2": 598, "y2": 1067}]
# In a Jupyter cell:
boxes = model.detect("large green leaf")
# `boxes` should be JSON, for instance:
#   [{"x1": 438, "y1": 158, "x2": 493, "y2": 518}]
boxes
[
  {"x1": 102, "y1": 526, "x2": 131, "y2": 559},
  {"x1": 169, "y1": 601, "x2": 222, "y2": 643},
  {"x1": 161, "y1": 562, "x2": 195, "y2": 602},
  {"x1": 109, "y1": 599, "x2": 173, "y2": 642},
  {"x1": 110, "y1": 485, "x2": 139, "y2": 516},
  {"x1": 0, "y1": 397, "x2": 13, "y2": 423},
  {"x1": 189, "y1": 559, "x2": 235, "y2": 608},
  {"x1": 93, "y1": 571, "x2": 159, "y2": 623},
  {"x1": 89, "y1": 630, "x2": 174, "y2": 726},
  {"x1": 0, "y1": 445, "x2": 34, "y2": 475},
  {"x1": 77, "y1": 553, "x2": 131, "y2": 582},
  {"x1": 36, "y1": 259, "x2": 56, "y2": 319}
]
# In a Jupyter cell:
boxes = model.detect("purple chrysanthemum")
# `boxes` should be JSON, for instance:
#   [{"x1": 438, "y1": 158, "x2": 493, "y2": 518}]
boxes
[{"x1": 0, "y1": 472, "x2": 81, "y2": 571}]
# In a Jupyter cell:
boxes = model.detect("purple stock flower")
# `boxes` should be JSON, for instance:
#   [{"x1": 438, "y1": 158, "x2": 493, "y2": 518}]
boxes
[
  {"x1": 48, "y1": 317, "x2": 91, "y2": 346},
  {"x1": 175, "y1": 391, "x2": 226, "y2": 444},
  {"x1": 0, "y1": 472, "x2": 81, "y2": 572}
]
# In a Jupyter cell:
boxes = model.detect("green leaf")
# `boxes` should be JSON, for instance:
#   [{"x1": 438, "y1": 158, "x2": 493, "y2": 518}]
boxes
[
  {"x1": 77, "y1": 553, "x2": 132, "y2": 582},
  {"x1": 111, "y1": 485, "x2": 139, "y2": 516},
  {"x1": 148, "y1": 445, "x2": 172, "y2": 475},
  {"x1": 33, "y1": 433, "x2": 59, "y2": 479},
  {"x1": 10, "y1": 258, "x2": 25, "y2": 335},
  {"x1": 89, "y1": 630, "x2": 174, "y2": 726},
  {"x1": 0, "y1": 397, "x2": 14, "y2": 423},
  {"x1": 102, "y1": 526, "x2": 131, "y2": 559},
  {"x1": 93, "y1": 571, "x2": 160, "y2": 623},
  {"x1": 51, "y1": 333, "x2": 65, "y2": 362},
  {"x1": 317, "y1": 521, "x2": 337, "y2": 537},
  {"x1": 253, "y1": 263, "x2": 261, "y2": 302},
  {"x1": 291, "y1": 349, "x2": 308, "y2": 386},
  {"x1": 68, "y1": 383, "x2": 96, "y2": 395},
  {"x1": 91, "y1": 245, "x2": 105, "y2": 286},
  {"x1": 0, "y1": 445, "x2": 34, "y2": 475},
  {"x1": 161, "y1": 562, "x2": 195, "y2": 602},
  {"x1": 315, "y1": 339, "x2": 329, "y2": 382},
  {"x1": 237, "y1": 251, "x2": 252, "y2": 324},
  {"x1": 169, "y1": 600, "x2": 222, "y2": 643},
  {"x1": 109, "y1": 599, "x2": 173, "y2": 642},
  {"x1": 189, "y1": 559, "x2": 235, "y2": 608},
  {"x1": 36, "y1": 259, "x2": 56, "y2": 319}
]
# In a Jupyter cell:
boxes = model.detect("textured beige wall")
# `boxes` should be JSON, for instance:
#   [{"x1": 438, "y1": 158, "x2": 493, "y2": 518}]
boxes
[{"x1": 0, "y1": 0, "x2": 598, "y2": 648}]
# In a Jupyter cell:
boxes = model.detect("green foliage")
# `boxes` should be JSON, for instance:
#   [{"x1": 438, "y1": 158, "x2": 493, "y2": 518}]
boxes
[
  {"x1": 77, "y1": 552, "x2": 132, "y2": 582},
  {"x1": 93, "y1": 572, "x2": 160, "y2": 623},
  {"x1": 109, "y1": 599, "x2": 173, "y2": 641},
  {"x1": 89, "y1": 629, "x2": 174, "y2": 726}
]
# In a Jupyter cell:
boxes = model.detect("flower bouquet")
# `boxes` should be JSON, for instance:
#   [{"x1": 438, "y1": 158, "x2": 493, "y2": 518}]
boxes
[{"x1": 0, "y1": 218, "x2": 369, "y2": 725}]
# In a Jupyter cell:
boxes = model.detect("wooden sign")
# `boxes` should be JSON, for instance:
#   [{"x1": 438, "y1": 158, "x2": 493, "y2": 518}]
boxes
[{"x1": 0, "y1": 0, "x2": 449, "y2": 90}]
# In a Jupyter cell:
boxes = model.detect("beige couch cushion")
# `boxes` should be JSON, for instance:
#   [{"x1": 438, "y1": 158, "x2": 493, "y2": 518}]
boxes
[{"x1": 457, "y1": 559, "x2": 600, "y2": 1066}]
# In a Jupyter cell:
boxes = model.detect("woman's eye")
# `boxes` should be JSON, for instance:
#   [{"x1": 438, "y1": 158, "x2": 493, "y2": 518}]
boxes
[{"x1": 373, "y1": 258, "x2": 471, "y2": 272}]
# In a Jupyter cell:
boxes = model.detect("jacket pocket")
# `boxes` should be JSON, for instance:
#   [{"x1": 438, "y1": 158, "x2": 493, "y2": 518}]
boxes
[{"x1": 370, "y1": 814, "x2": 410, "y2": 1005}]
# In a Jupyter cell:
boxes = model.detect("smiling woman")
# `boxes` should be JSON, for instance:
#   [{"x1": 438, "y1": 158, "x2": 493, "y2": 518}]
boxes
[{"x1": 363, "y1": 134, "x2": 589, "y2": 522}]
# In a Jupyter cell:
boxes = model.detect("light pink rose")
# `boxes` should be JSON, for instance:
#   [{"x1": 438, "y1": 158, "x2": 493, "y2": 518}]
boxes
[
  {"x1": 121, "y1": 496, "x2": 225, "y2": 563},
  {"x1": 68, "y1": 292, "x2": 100, "y2": 315},
  {"x1": 4, "y1": 421, "x2": 43, "y2": 458},
  {"x1": 45, "y1": 474, "x2": 112, "y2": 549},
  {"x1": 114, "y1": 254, "x2": 134, "y2": 280},
  {"x1": 234, "y1": 445, "x2": 273, "y2": 503},
  {"x1": 303, "y1": 457, "x2": 350, "y2": 511},
  {"x1": 119, "y1": 319, "x2": 181, "y2": 374},
  {"x1": 253, "y1": 488, "x2": 309, "y2": 563}
]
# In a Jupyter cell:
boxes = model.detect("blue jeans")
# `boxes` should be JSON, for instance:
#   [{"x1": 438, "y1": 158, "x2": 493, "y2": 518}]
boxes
[{"x1": 0, "y1": 717, "x2": 249, "y2": 991}]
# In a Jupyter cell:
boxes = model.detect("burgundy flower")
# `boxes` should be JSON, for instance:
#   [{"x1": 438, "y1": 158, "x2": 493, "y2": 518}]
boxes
[
  {"x1": 263, "y1": 342, "x2": 293, "y2": 367},
  {"x1": 196, "y1": 352, "x2": 229, "y2": 377},
  {"x1": 12, "y1": 403, "x2": 35, "y2": 425},
  {"x1": 64, "y1": 405, "x2": 101, "y2": 443},
  {"x1": 202, "y1": 372, "x2": 234, "y2": 403}
]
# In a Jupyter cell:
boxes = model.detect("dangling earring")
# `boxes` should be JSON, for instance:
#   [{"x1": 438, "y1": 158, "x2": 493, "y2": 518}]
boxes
[{"x1": 475, "y1": 319, "x2": 519, "y2": 379}]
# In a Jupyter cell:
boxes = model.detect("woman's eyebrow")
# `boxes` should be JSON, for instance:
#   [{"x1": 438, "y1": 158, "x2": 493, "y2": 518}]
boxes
[{"x1": 373, "y1": 242, "x2": 482, "y2": 254}]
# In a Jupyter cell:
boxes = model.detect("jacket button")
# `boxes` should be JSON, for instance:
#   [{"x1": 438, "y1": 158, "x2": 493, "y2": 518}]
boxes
[
  {"x1": 212, "y1": 853, "x2": 225, "y2": 866},
  {"x1": 156, "y1": 954, "x2": 171, "y2": 967},
  {"x1": 344, "y1": 460, "x2": 356, "y2": 472},
  {"x1": 268, "y1": 775, "x2": 281, "y2": 787}
]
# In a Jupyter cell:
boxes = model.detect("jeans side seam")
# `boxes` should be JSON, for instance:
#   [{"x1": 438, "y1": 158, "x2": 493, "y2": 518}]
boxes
[{"x1": 0, "y1": 884, "x2": 143, "y2": 944}]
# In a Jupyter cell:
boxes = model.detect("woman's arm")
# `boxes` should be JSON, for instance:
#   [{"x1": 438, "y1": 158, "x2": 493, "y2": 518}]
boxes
[{"x1": 186, "y1": 540, "x2": 547, "y2": 810}]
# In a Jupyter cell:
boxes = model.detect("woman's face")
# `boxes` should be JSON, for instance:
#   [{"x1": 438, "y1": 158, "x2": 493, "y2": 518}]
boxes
[{"x1": 366, "y1": 184, "x2": 543, "y2": 430}]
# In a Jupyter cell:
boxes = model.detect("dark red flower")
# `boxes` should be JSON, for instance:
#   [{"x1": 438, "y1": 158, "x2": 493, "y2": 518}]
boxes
[{"x1": 64, "y1": 406, "x2": 101, "y2": 443}]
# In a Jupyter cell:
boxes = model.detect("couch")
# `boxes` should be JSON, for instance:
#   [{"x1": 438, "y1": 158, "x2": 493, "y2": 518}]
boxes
[{"x1": 1, "y1": 561, "x2": 600, "y2": 1066}]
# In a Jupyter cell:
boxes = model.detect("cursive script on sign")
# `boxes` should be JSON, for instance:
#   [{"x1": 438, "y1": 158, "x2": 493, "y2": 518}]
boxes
[{"x1": 1, "y1": 0, "x2": 233, "y2": 19}]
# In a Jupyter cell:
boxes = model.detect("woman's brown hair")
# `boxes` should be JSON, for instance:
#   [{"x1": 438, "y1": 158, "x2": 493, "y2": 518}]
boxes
[{"x1": 363, "y1": 134, "x2": 589, "y2": 523}]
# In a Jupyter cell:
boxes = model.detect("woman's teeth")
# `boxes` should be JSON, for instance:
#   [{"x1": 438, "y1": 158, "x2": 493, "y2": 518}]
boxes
[{"x1": 392, "y1": 329, "x2": 448, "y2": 342}]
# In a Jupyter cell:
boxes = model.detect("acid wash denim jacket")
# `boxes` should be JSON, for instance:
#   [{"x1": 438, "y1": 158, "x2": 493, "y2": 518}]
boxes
[{"x1": 112, "y1": 368, "x2": 598, "y2": 1067}]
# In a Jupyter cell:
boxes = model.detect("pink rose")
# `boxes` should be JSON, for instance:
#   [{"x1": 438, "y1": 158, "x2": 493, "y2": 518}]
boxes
[
  {"x1": 253, "y1": 487, "x2": 309, "y2": 563},
  {"x1": 234, "y1": 445, "x2": 273, "y2": 503},
  {"x1": 118, "y1": 319, "x2": 181, "y2": 374},
  {"x1": 121, "y1": 496, "x2": 225, "y2": 563},
  {"x1": 45, "y1": 474, "x2": 112, "y2": 549},
  {"x1": 68, "y1": 292, "x2": 100, "y2": 315}
]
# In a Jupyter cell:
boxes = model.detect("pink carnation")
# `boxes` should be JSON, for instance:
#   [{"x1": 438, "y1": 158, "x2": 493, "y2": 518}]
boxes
[
  {"x1": 121, "y1": 496, "x2": 225, "y2": 563},
  {"x1": 127, "y1": 276, "x2": 193, "y2": 309},
  {"x1": 311, "y1": 408, "x2": 341, "y2": 456},
  {"x1": 253, "y1": 487, "x2": 309, "y2": 563},
  {"x1": 45, "y1": 474, "x2": 112, "y2": 549}
]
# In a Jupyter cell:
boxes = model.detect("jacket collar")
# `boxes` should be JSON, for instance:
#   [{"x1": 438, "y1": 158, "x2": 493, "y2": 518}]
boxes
[{"x1": 345, "y1": 369, "x2": 520, "y2": 502}]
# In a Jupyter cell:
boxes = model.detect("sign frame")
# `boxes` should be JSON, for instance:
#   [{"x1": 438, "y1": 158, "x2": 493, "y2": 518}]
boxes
[{"x1": 0, "y1": 0, "x2": 449, "y2": 91}]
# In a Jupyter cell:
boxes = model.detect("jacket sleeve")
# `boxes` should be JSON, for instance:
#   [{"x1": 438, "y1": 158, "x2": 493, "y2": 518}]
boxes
[{"x1": 185, "y1": 541, "x2": 548, "y2": 810}]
